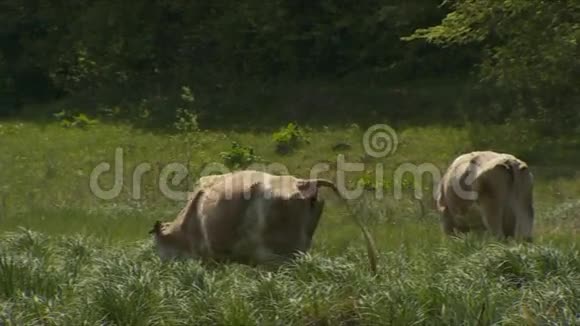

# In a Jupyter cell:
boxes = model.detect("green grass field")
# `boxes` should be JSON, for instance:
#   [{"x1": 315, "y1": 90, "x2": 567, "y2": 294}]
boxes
[{"x1": 0, "y1": 117, "x2": 578, "y2": 325}]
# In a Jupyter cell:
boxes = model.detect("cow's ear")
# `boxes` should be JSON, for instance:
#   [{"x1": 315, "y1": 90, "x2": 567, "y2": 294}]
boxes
[{"x1": 149, "y1": 220, "x2": 162, "y2": 235}]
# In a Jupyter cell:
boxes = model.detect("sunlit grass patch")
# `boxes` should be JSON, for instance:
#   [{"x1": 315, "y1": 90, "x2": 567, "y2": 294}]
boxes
[{"x1": 0, "y1": 120, "x2": 578, "y2": 324}]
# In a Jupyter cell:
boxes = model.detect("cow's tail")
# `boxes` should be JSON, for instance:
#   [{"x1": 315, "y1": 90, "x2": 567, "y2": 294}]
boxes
[
  {"x1": 309, "y1": 178, "x2": 379, "y2": 275},
  {"x1": 506, "y1": 160, "x2": 534, "y2": 241}
]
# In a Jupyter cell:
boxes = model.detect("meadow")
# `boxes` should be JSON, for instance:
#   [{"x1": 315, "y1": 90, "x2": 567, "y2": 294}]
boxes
[
  {"x1": 0, "y1": 107, "x2": 579, "y2": 324},
  {"x1": 1, "y1": 0, "x2": 578, "y2": 323}
]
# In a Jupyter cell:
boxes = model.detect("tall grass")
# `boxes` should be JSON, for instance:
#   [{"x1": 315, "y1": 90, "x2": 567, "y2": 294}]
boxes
[{"x1": 0, "y1": 229, "x2": 578, "y2": 325}]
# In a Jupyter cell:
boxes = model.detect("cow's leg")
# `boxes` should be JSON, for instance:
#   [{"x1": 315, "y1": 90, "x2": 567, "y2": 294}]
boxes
[
  {"x1": 441, "y1": 206, "x2": 473, "y2": 237},
  {"x1": 512, "y1": 202, "x2": 534, "y2": 242},
  {"x1": 502, "y1": 207, "x2": 516, "y2": 239},
  {"x1": 303, "y1": 200, "x2": 324, "y2": 250},
  {"x1": 250, "y1": 246, "x2": 291, "y2": 268},
  {"x1": 509, "y1": 183, "x2": 534, "y2": 242},
  {"x1": 455, "y1": 223, "x2": 473, "y2": 234},
  {"x1": 441, "y1": 208, "x2": 456, "y2": 236},
  {"x1": 478, "y1": 195, "x2": 505, "y2": 239}
]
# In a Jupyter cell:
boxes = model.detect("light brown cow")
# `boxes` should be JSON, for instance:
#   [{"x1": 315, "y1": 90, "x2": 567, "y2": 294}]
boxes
[
  {"x1": 435, "y1": 151, "x2": 534, "y2": 241},
  {"x1": 149, "y1": 170, "x2": 378, "y2": 272}
]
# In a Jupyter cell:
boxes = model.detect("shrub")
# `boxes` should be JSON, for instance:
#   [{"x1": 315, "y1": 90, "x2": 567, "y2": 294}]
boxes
[
  {"x1": 272, "y1": 123, "x2": 308, "y2": 154},
  {"x1": 53, "y1": 110, "x2": 98, "y2": 129},
  {"x1": 220, "y1": 141, "x2": 260, "y2": 169},
  {"x1": 356, "y1": 171, "x2": 378, "y2": 191},
  {"x1": 174, "y1": 86, "x2": 199, "y2": 133},
  {"x1": 174, "y1": 108, "x2": 199, "y2": 133}
]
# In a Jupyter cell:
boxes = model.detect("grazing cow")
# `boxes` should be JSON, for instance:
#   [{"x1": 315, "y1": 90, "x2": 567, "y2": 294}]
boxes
[
  {"x1": 149, "y1": 170, "x2": 378, "y2": 272},
  {"x1": 435, "y1": 151, "x2": 534, "y2": 241}
]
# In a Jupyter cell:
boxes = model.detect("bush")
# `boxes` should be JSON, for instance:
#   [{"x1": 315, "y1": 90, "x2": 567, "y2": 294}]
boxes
[
  {"x1": 174, "y1": 86, "x2": 199, "y2": 133},
  {"x1": 272, "y1": 123, "x2": 308, "y2": 154},
  {"x1": 174, "y1": 108, "x2": 199, "y2": 134},
  {"x1": 53, "y1": 110, "x2": 99, "y2": 129},
  {"x1": 220, "y1": 141, "x2": 260, "y2": 169}
]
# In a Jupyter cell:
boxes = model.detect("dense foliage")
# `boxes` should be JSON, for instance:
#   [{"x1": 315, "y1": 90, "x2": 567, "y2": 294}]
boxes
[
  {"x1": 407, "y1": 0, "x2": 580, "y2": 132},
  {"x1": 1, "y1": 0, "x2": 578, "y2": 129},
  {"x1": 0, "y1": 1, "x2": 447, "y2": 100}
]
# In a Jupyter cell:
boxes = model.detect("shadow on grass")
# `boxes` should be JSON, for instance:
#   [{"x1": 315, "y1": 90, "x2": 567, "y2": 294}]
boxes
[{"x1": 10, "y1": 77, "x2": 486, "y2": 133}]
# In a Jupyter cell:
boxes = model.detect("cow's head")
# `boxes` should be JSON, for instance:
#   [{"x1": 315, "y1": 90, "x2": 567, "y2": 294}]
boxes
[
  {"x1": 148, "y1": 220, "x2": 191, "y2": 260},
  {"x1": 149, "y1": 189, "x2": 205, "y2": 260}
]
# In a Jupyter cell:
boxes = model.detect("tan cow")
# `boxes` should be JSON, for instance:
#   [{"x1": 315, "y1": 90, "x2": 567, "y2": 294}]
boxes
[
  {"x1": 149, "y1": 170, "x2": 378, "y2": 272},
  {"x1": 435, "y1": 151, "x2": 534, "y2": 241}
]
